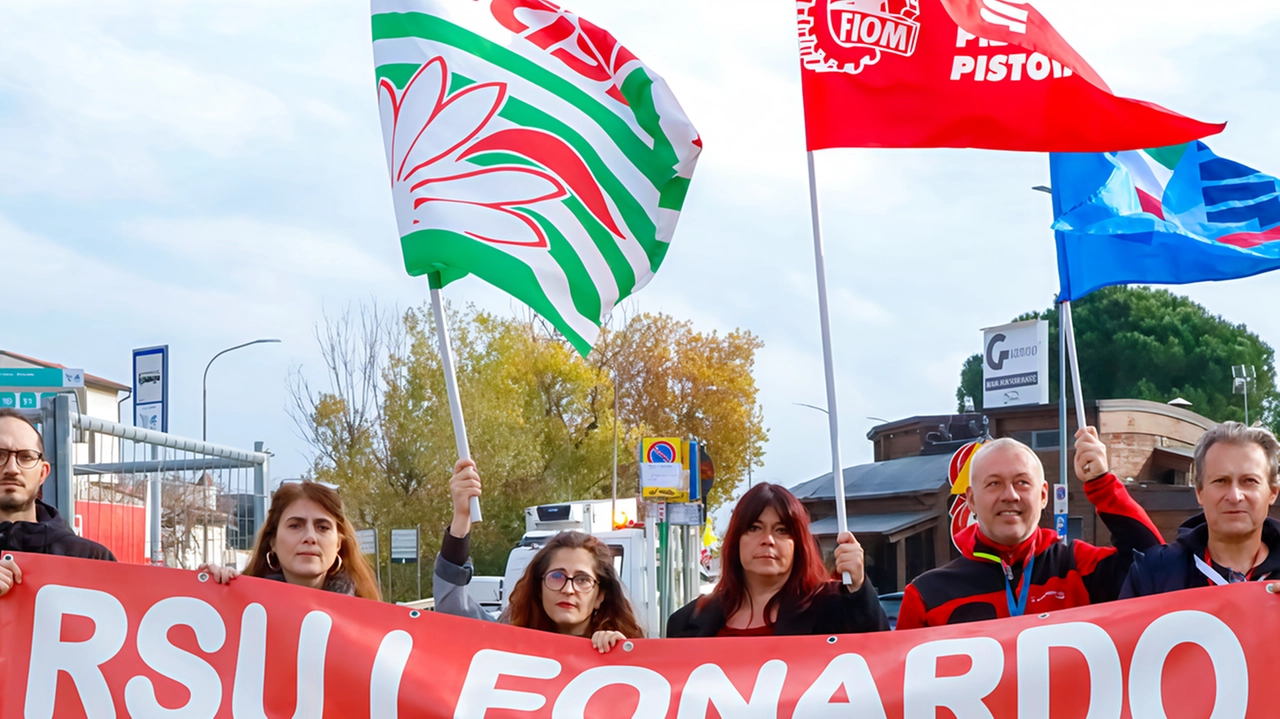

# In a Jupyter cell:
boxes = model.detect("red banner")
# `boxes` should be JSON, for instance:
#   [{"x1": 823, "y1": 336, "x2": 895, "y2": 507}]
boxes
[
  {"x1": 797, "y1": 0, "x2": 1224, "y2": 151},
  {"x1": 2, "y1": 553, "x2": 1278, "y2": 717}
]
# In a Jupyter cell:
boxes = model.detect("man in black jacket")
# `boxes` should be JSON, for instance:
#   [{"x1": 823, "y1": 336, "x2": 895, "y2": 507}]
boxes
[
  {"x1": 0, "y1": 409, "x2": 115, "y2": 596},
  {"x1": 1122, "y1": 422, "x2": 1280, "y2": 598}
]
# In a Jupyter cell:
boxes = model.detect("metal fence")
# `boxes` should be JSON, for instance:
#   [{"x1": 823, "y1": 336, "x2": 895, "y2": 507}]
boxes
[{"x1": 21, "y1": 395, "x2": 270, "y2": 568}]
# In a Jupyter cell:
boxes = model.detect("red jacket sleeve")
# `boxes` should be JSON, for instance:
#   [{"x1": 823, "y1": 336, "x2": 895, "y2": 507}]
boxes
[
  {"x1": 895, "y1": 583, "x2": 930, "y2": 630},
  {"x1": 1076, "y1": 472, "x2": 1163, "y2": 603},
  {"x1": 1083, "y1": 472, "x2": 1163, "y2": 554}
]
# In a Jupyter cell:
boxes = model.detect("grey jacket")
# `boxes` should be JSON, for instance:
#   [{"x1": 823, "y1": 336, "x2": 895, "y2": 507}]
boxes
[{"x1": 432, "y1": 529, "x2": 501, "y2": 622}]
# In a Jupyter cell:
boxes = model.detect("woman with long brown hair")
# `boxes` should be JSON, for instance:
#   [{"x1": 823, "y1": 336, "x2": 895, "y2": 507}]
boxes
[
  {"x1": 435, "y1": 460, "x2": 643, "y2": 652},
  {"x1": 199, "y1": 480, "x2": 380, "y2": 600},
  {"x1": 666, "y1": 482, "x2": 888, "y2": 636}
]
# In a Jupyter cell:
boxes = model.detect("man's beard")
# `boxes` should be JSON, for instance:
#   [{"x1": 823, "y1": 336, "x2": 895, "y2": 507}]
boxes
[{"x1": 0, "y1": 490, "x2": 35, "y2": 514}]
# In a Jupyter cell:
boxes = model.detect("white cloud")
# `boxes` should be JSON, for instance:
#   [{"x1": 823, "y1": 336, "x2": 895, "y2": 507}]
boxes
[{"x1": 124, "y1": 216, "x2": 401, "y2": 288}]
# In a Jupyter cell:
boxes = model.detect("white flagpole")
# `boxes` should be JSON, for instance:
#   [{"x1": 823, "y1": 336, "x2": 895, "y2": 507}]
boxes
[
  {"x1": 806, "y1": 150, "x2": 852, "y2": 586},
  {"x1": 611, "y1": 368, "x2": 620, "y2": 528},
  {"x1": 430, "y1": 281, "x2": 482, "y2": 522},
  {"x1": 1060, "y1": 300, "x2": 1088, "y2": 432}
]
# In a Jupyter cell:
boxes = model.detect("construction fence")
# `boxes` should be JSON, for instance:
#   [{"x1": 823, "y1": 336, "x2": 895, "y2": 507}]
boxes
[{"x1": 19, "y1": 395, "x2": 270, "y2": 568}]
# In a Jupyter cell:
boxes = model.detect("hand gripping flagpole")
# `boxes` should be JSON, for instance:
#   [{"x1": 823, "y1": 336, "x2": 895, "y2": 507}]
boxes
[
  {"x1": 806, "y1": 151, "x2": 852, "y2": 587},
  {"x1": 430, "y1": 275, "x2": 481, "y2": 523}
]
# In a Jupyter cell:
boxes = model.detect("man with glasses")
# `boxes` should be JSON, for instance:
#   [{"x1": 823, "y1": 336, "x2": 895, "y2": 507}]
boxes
[{"x1": 0, "y1": 409, "x2": 114, "y2": 598}]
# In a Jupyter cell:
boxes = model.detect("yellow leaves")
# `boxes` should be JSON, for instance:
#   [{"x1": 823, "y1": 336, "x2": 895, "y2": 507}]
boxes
[
  {"x1": 292, "y1": 301, "x2": 766, "y2": 593},
  {"x1": 592, "y1": 313, "x2": 767, "y2": 512}
]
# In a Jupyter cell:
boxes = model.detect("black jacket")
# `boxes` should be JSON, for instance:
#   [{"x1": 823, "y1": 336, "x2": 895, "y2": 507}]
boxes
[
  {"x1": 666, "y1": 580, "x2": 889, "y2": 637},
  {"x1": 263, "y1": 572, "x2": 357, "y2": 596},
  {"x1": 0, "y1": 500, "x2": 116, "y2": 561},
  {"x1": 1120, "y1": 513, "x2": 1280, "y2": 598}
]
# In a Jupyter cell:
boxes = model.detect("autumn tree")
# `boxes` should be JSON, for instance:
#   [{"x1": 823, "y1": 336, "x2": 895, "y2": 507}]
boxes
[
  {"x1": 955, "y1": 287, "x2": 1279, "y2": 434},
  {"x1": 290, "y1": 302, "x2": 765, "y2": 599},
  {"x1": 590, "y1": 313, "x2": 767, "y2": 511}
]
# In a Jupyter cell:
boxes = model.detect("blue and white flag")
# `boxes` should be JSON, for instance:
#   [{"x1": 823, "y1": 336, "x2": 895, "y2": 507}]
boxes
[{"x1": 1051, "y1": 141, "x2": 1280, "y2": 301}]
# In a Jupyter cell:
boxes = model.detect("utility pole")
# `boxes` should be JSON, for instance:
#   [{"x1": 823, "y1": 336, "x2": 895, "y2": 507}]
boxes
[{"x1": 1233, "y1": 365, "x2": 1257, "y2": 425}]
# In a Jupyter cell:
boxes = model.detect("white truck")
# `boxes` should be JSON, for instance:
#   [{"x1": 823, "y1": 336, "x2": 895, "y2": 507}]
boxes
[{"x1": 484, "y1": 496, "x2": 710, "y2": 637}]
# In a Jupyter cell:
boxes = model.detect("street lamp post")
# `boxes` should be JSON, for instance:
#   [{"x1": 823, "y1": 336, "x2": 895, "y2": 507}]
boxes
[
  {"x1": 201, "y1": 338, "x2": 280, "y2": 565},
  {"x1": 203, "y1": 339, "x2": 282, "y2": 441}
]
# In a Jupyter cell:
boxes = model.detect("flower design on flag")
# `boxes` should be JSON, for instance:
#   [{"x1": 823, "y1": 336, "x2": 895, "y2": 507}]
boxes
[
  {"x1": 491, "y1": 0, "x2": 638, "y2": 106},
  {"x1": 378, "y1": 56, "x2": 623, "y2": 249}
]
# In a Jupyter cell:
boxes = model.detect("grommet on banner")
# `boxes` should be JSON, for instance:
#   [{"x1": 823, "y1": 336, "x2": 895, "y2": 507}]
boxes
[
  {"x1": 2, "y1": 554, "x2": 12, "y2": 563},
  {"x1": 197, "y1": 572, "x2": 210, "y2": 583},
  {"x1": 1038, "y1": 613, "x2": 1050, "y2": 619},
  {"x1": 826, "y1": 636, "x2": 837, "y2": 644},
  {"x1": 623, "y1": 641, "x2": 634, "y2": 652},
  {"x1": 409, "y1": 610, "x2": 422, "y2": 619},
  {"x1": 1267, "y1": 583, "x2": 1278, "y2": 595}
]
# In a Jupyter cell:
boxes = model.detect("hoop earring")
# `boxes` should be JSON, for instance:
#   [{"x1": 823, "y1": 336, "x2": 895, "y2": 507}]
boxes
[
  {"x1": 329, "y1": 554, "x2": 344, "y2": 574},
  {"x1": 266, "y1": 551, "x2": 279, "y2": 570}
]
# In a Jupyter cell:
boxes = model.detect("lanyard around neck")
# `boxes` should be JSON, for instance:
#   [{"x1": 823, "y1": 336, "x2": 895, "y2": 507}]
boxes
[
  {"x1": 976, "y1": 551, "x2": 1035, "y2": 617},
  {"x1": 1197, "y1": 546, "x2": 1268, "y2": 586}
]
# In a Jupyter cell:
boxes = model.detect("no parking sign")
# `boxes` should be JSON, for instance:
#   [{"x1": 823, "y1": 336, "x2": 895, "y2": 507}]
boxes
[
  {"x1": 640, "y1": 438, "x2": 687, "y2": 501},
  {"x1": 645, "y1": 439, "x2": 678, "y2": 464}
]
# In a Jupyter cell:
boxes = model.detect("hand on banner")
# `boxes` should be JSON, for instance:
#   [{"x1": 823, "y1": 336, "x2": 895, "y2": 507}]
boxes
[
  {"x1": 0, "y1": 554, "x2": 21, "y2": 597},
  {"x1": 198, "y1": 563, "x2": 240, "y2": 585},
  {"x1": 591, "y1": 630, "x2": 626, "y2": 653},
  {"x1": 834, "y1": 532, "x2": 865, "y2": 591},
  {"x1": 450, "y1": 459, "x2": 482, "y2": 539},
  {"x1": 1074, "y1": 427, "x2": 1110, "y2": 482}
]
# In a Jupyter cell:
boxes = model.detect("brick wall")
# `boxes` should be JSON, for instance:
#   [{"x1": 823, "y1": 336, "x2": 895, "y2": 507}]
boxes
[{"x1": 1105, "y1": 432, "x2": 1157, "y2": 482}]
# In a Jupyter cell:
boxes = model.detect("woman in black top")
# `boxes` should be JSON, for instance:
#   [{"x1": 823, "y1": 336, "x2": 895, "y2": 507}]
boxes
[{"x1": 667, "y1": 482, "x2": 888, "y2": 637}]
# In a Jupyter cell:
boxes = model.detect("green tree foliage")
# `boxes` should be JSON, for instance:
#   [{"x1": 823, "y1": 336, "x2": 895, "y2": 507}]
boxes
[
  {"x1": 955, "y1": 354, "x2": 983, "y2": 412},
  {"x1": 290, "y1": 303, "x2": 766, "y2": 600},
  {"x1": 955, "y1": 287, "x2": 1279, "y2": 434}
]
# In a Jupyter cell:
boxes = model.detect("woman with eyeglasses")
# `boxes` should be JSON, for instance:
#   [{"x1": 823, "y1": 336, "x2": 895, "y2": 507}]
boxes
[
  {"x1": 666, "y1": 482, "x2": 889, "y2": 637},
  {"x1": 435, "y1": 460, "x2": 643, "y2": 652},
  {"x1": 198, "y1": 479, "x2": 381, "y2": 600}
]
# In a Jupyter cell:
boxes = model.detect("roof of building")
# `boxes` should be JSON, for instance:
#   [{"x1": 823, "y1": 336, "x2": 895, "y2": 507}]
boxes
[
  {"x1": 1094, "y1": 398, "x2": 1217, "y2": 431},
  {"x1": 1153, "y1": 444, "x2": 1196, "y2": 460},
  {"x1": 809, "y1": 510, "x2": 937, "y2": 537},
  {"x1": 0, "y1": 350, "x2": 129, "y2": 392},
  {"x1": 790, "y1": 453, "x2": 952, "y2": 501}
]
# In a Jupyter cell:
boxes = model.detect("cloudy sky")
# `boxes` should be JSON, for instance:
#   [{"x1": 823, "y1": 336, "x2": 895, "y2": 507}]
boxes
[{"x1": 3, "y1": 0, "x2": 1279, "y2": 492}]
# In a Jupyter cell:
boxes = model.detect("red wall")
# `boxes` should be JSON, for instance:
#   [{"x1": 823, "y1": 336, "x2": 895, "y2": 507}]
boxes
[{"x1": 75, "y1": 500, "x2": 147, "y2": 565}]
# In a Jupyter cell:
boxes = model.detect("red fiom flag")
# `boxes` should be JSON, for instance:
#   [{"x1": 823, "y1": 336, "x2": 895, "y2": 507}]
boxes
[
  {"x1": 797, "y1": 0, "x2": 1225, "y2": 151},
  {"x1": 4, "y1": 553, "x2": 1280, "y2": 717}
]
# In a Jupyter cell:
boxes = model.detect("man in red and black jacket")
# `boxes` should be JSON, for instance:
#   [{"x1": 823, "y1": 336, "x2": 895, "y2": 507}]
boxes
[{"x1": 896, "y1": 427, "x2": 1162, "y2": 629}]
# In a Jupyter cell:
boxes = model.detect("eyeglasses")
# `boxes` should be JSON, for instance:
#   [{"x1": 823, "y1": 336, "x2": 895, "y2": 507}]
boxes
[
  {"x1": 280, "y1": 478, "x2": 340, "y2": 492},
  {"x1": 0, "y1": 449, "x2": 44, "y2": 470},
  {"x1": 543, "y1": 570, "x2": 598, "y2": 593}
]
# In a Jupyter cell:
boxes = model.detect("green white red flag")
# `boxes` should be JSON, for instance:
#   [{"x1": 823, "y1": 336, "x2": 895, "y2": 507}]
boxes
[{"x1": 372, "y1": 0, "x2": 701, "y2": 355}]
